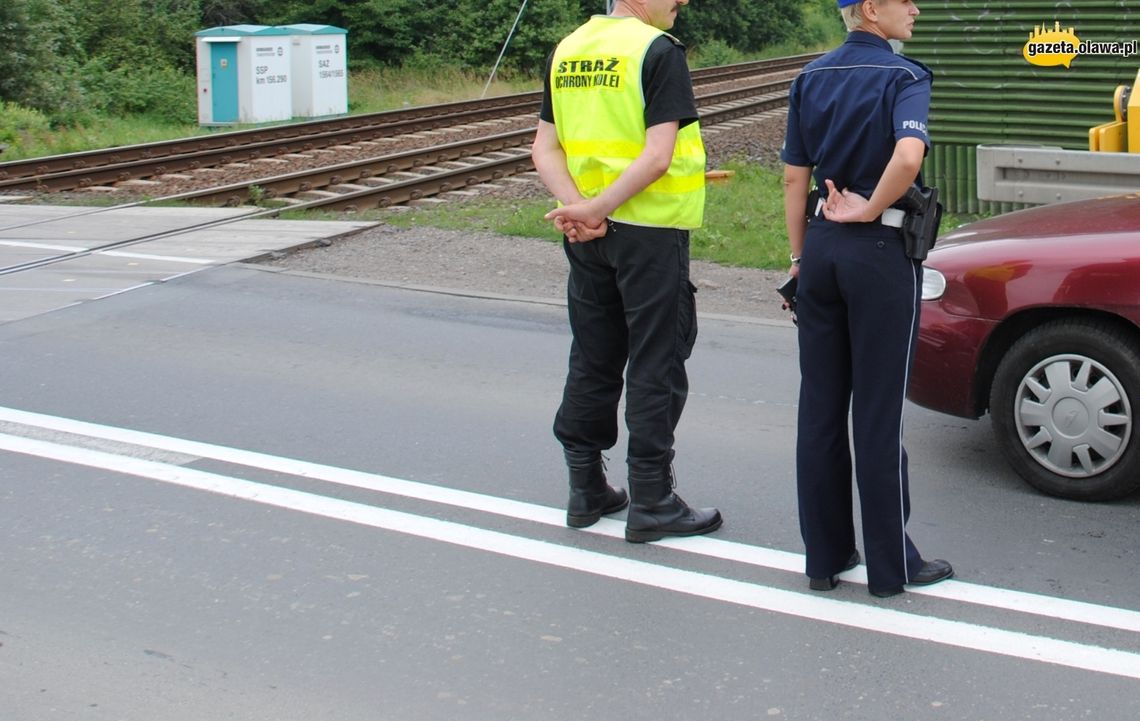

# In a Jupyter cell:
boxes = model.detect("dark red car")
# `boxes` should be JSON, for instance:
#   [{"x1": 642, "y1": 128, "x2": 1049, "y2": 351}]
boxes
[{"x1": 908, "y1": 193, "x2": 1140, "y2": 501}]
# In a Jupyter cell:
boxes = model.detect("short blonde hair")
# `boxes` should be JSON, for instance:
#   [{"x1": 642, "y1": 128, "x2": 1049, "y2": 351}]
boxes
[{"x1": 841, "y1": 0, "x2": 886, "y2": 32}]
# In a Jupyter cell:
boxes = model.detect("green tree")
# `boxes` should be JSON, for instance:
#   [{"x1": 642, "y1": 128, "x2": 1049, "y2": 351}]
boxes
[
  {"x1": 0, "y1": 0, "x2": 30, "y2": 103},
  {"x1": 256, "y1": 0, "x2": 422, "y2": 68},
  {"x1": 61, "y1": 0, "x2": 200, "y2": 73},
  {"x1": 261, "y1": 0, "x2": 581, "y2": 72},
  {"x1": 342, "y1": 0, "x2": 440, "y2": 68},
  {"x1": 1, "y1": 0, "x2": 832, "y2": 131},
  {"x1": 675, "y1": 0, "x2": 804, "y2": 53},
  {"x1": 200, "y1": 0, "x2": 272, "y2": 27},
  {"x1": 446, "y1": 0, "x2": 582, "y2": 72},
  {"x1": 0, "y1": 0, "x2": 86, "y2": 121}
]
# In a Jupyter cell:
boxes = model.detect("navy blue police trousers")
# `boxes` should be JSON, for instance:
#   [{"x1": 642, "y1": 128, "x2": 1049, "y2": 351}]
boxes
[
  {"x1": 553, "y1": 221, "x2": 698, "y2": 476},
  {"x1": 796, "y1": 217, "x2": 926, "y2": 592}
]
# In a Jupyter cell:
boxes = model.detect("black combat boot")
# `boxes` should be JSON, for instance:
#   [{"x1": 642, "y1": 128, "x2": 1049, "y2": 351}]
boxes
[
  {"x1": 625, "y1": 462, "x2": 722, "y2": 543},
  {"x1": 565, "y1": 451, "x2": 629, "y2": 528}
]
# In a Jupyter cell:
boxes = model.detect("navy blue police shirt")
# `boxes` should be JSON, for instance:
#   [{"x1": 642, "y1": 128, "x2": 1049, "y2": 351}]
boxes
[{"x1": 781, "y1": 32, "x2": 932, "y2": 198}]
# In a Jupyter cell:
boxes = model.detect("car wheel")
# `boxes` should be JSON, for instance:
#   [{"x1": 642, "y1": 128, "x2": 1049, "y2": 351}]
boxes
[{"x1": 990, "y1": 319, "x2": 1140, "y2": 501}]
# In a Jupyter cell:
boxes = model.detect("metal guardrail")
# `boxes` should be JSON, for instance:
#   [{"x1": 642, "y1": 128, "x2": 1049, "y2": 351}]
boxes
[{"x1": 976, "y1": 144, "x2": 1140, "y2": 205}]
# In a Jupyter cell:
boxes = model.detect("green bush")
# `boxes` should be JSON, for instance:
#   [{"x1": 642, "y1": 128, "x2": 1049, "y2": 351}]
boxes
[
  {"x1": 0, "y1": 101, "x2": 51, "y2": 151},
  {"x1": 81, "y1": 58, "x2": 197, "y2": 124},
  {"x1": 690, "y1": 39, "x2": 745, "y2": 69},
  {"x1": 796, "y1": 0, "x2": 846, "y2": 47}
]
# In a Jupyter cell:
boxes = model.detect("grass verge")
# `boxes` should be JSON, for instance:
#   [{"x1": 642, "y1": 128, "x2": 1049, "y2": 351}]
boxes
[{"x1": 383, "y1": 160, "x2": 979, "y2": 271}]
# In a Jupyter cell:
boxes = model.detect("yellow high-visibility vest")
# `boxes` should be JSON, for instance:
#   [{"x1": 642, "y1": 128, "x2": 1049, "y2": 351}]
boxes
[{"x1": 550, "y1": 16, "x2": 706, "y2": 229}]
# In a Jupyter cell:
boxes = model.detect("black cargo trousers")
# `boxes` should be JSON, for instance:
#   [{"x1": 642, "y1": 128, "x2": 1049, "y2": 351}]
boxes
[{"x1": 553, "y1": 220, "x2": 698, "y2": 476}]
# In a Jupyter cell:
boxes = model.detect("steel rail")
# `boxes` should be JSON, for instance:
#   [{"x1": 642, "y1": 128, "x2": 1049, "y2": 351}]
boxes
[
  {"x1": 689, "y1": 53, "x2": 820, "y2": 83},
  {"x1": 0, "y1": 206, "x2": 277, "y2": 277},
  {"x1": 167, "y1": 78, "x2": 794, "y2": 209},
  {"x1": 0, "y1": 84, "x2": 791, "y2": 276},
  {"x1": 0, "y1": 96, "x2": 538, "y2": 182},
  {"x1": 0, "y1": 99, "x2": 541, "y2": 194},
  {"x1": 1, "y1": 75, "x2": 791, "y2": 200},
  {"x1": 166, "y1": 130, "x2": 538, "y2": 208},
  {"x1": 0, "y1": 53, "x2": 818, "y2": 188},
  {"x1": 283, "y1": 91, "x2": 790, "y2": 214}
]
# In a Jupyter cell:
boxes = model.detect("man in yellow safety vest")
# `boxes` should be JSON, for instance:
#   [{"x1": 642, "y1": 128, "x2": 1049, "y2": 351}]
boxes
[{"x1": 531, "y1": 0, "x2": 722, "y2": 543}]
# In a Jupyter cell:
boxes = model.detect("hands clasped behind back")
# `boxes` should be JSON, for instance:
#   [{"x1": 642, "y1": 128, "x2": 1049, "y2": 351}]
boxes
[
  {"x1": 819, "y1": 178, "x2": 873, "y2": 224},
  {"x1": 545, "y1": 202, "x2": 609, "y2": 242}
]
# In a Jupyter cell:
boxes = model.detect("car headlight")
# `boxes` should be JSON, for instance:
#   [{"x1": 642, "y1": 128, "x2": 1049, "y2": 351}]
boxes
[{"x1": 921, "y1": 267, "x2": 946, "y2": 301}]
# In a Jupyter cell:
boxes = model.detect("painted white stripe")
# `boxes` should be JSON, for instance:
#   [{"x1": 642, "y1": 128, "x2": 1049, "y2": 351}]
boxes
[
  {"x1": 0, "y1": 288, "x2": 122, "y2": 294},
  {"x1": 101, "y1": 251, "x2": 214, "y2": 265},
  {"x1": 0, "y1": 405, "x2": 1139, "y2": 636},
  {"x1": 2, "y1": 430, "x2": 1140, "y2": 681},
  {"x1": 0, "y1": 240, "x2": 89, "y2": 252}
]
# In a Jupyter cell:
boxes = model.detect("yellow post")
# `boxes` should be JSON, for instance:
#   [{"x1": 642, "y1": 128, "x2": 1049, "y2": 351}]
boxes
[
  {"x1": 1088, "y1": 68, "x2": 1138, "y2": 153},
  {"x1": 1128, "y1": 67, "x2": 1140, "y2": 153}
]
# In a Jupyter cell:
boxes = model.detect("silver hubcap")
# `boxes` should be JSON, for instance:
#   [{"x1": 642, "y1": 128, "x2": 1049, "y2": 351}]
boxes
[{"x1": 1013, "y1": 354, "x2": 1132, "y2": 478}]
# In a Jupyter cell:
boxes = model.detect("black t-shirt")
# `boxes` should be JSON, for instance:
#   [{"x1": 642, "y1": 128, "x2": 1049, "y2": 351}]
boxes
[{"x1": 539, "y1": 34, "x2": 698, "y2": 130}]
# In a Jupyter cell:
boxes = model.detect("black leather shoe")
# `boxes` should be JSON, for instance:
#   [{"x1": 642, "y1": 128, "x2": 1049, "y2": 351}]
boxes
[
  {"x1": 869, "y1": 559, "x2": 953, "y2": 598},
  {"x1": 808, "y1": 550, "x2": 861, "y2": 591},
  {"x1": 911, "y1": 559, "x2": 954, "y2": 585},
  {"x1": 868, "y1": 585, "x2": 904, "y2": 598}
]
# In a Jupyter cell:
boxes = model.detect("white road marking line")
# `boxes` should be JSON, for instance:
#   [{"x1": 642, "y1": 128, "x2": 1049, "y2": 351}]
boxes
[
  {"x1": 100, "y1": 251, "x2": 214, "y2": 264},
  {"x1": 0, "y1": 240, "x2": 89, "y2": 252},
  {"x1": 0, "y1": 288, "x2": 129, "y2": 293},
  {"x1": 2, "y1": 430, "x2": 1140, "y2": 680},
  {"x1": 0, "y1": 420, "x2": 199, "y2": 465},
  {"x1": 0, "y1": 405, "x2": 1138, "y2": 636}
]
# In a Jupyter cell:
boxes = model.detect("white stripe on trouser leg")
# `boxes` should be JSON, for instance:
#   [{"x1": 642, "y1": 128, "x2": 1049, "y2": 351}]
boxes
[{"x1": 898, "y1": 261, "x2": 921, "y2": 583}]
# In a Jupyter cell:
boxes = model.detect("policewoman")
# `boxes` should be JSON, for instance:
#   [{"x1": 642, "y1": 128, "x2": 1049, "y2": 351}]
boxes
[
  {"x1": 781, "y1": 0, "x2": 953, "y2": 597},
  {"x1": 531, "y1": 0, "x2": 721, "y2": 542}
]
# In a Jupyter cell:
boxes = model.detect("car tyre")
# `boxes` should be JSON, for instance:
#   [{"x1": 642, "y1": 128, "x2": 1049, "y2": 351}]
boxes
[{"x1": 990, "y1": 319, "x2": 1140, "y2": 501}]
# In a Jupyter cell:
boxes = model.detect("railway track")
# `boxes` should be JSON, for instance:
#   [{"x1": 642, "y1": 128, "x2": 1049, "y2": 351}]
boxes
[
  {"x1": 0, "y1": 54, "x2": 817, "y2": 194},
  {"x1": 166, "y1": 78, "x2": 793, "y2": 212},
  {"x1": 0, "y1": 55, "x2": 809, "y2": 279}
]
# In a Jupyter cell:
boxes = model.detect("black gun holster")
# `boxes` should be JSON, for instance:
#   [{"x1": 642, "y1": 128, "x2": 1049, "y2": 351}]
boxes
[
  {"x1": 805, "y1": 187, "x2": 821, "y2": 219},
  {"x1": 899, "y1": 185, "x2": 944, "y2": 261}
]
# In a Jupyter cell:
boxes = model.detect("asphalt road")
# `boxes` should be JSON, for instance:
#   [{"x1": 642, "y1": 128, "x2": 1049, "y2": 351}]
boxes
[{"x1": 1, "y1": 264, "x2": 1138, "y2": 720}]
